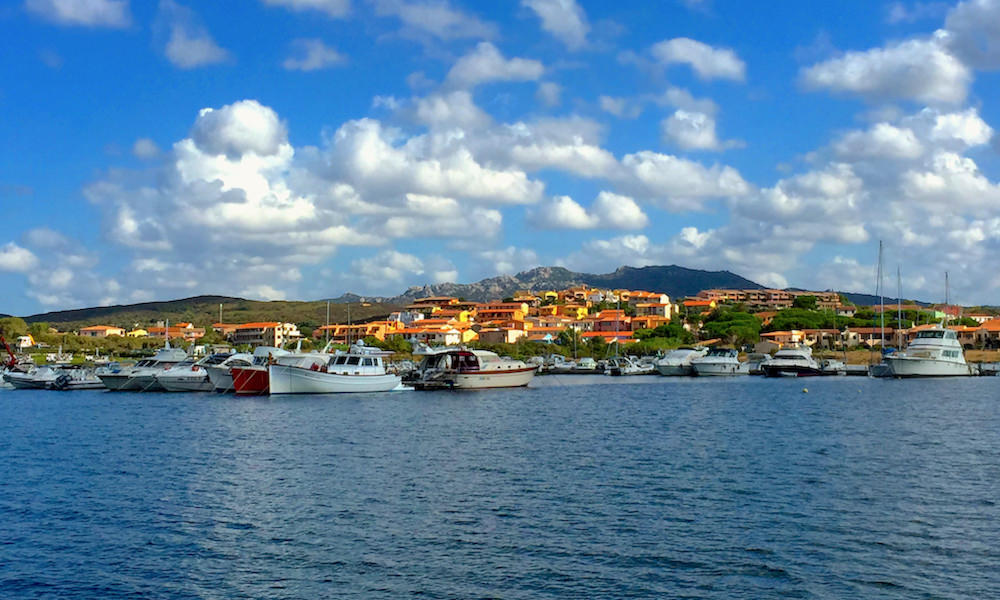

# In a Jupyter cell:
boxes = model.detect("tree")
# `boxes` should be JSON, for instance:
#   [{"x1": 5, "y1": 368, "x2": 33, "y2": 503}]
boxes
[
  {"x1": 792, "y1": 295, "x2": 817, "y2": 310},
  {"x1": 0, "y1": 317, "x2": 29, "y2": 338}
]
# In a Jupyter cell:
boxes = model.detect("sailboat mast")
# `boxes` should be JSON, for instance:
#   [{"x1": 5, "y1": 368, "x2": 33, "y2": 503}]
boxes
[
  {"x1": 897, "y1": 266, "x2": 902, "y2": 348},
  {"x1": 877, "y1": 241, "x2": 885, "y2": 349}
]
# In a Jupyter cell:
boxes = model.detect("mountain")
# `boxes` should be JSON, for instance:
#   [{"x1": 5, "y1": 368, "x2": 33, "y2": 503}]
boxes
[
  {"x1": 20, "y1": 295, "x2": 401, "y2": 329},
  {"x1": 334, "y1": 265, "x2": 765, "y2": 304}
]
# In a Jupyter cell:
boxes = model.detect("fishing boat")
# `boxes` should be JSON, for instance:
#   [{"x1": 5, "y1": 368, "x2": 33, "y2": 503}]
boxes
[
  {"x1": 406, "y1": 345, "x2": 536, "y2": 390},
  {"x1": 268, "y1": 343, "x2": 402, "y2": 394},
  {"x1": 655, "y1": 347, "x2": 709, "y2": 376},
  {"x1": 691, "y1": 348, "x2": 748, "y2": 376},
  {"x1": 231, "y1": 347, "x2": 290, "y2": 396}
]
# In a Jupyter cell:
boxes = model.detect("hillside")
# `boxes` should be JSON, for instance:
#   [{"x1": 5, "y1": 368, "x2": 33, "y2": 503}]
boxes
[
  {"x1": 336, "y1": 265, "x2": 764, "y2": 304},
  {"x1": 22, "y1": 295, "x2": 401, "y2": 330}
]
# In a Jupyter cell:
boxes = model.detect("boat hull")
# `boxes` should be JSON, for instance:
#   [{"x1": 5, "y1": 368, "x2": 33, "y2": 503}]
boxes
[
  {"x1": 269, "y1": 365, "x2": 402, "y2": 394},
  {"x1": 656, "y1": 364, "x2": 694, "y2": 376},
  {"x1": 761, "y1": 364, "x2": 823, "y2": 377},
  {"x1": 205, "y1": 366, "x2": 236, "y2": 392},
  {"x1": 97, "y1": 373, "x2": 134, "y2": 391},
  {"x1": 128, "y1": 374, "x2": 166, "y2": 392},
  {"x1": 157, "y1": 373, "x2": 214, "y2": 392},
  {"x1": 232, "y1": 367, "x2": 269, "y2": 396},
  {"x1": 411, "y1": 366, "x2": 536, "y2": 390},
  {"x1": 3, "y1": 372, "x2": 53, "y2": 389},
  {"x1": 884, "y1": 356, "x2": 971, "y2": 377},
  {"x1": 692, "y1": 362, "x2": 748, "y2": 376}
]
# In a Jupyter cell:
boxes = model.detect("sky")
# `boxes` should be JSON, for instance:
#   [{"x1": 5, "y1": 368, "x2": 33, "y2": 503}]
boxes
[{"x1": 2, "y1": 0, "x2": 1000, "y2": 315}]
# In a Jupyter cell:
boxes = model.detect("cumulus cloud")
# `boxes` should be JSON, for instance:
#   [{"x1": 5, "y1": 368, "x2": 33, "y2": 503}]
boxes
[
  {"x1": 832, "y1": 122, "x2": 924, "y2": 160},
  {"x1": 190, "y1": 99, "x2": 288, "y2": 158},
  {"x1": 650, "y1": 37, "x2": 746, "y2": 81},
  {"x1": 800, "y1": 36, "x2": 970, "y2": 104},
  {"x1": 617, "y1": 150, "x2": 750, "y2": 211},
  {"x1": 0, "y1": 242, "x2": 39, "y2": 273},
  {"x1": 599, "y1": 95, "x2": 641, "y2": 119},
  {"x1": 521, "y1": 0, "x2": 589, "y2": 50},
  {"x1": 445, "y1": 42, "x2": 544, "y2": 89},
  {"x1": 156, "y1": 0, "x2": 231, "y2": 69},
  {"x1": 943, "y1": 0, "x2": 1000, "y2": 70},
  {"x1": 661, "y1": 110, "x2": 742, "y2": 151},
  {"x1": 282, "y1": 39, "x2": 346, "y2": 71},
  {"x1": 25, "y1": 0, "x2": 131, "y2": 27},
  {"x1": 371, "y1": 0, "x2": 496, "y2": 41},
  {"x1": 414, "y1": 90, "x2": 492, "y2": 130},
  {"x1": 262, "y1": 0, "x2": 350, "y2": 18},
  {"x1": 352, "y1": 249, "x2": 424, "y2": 281}
]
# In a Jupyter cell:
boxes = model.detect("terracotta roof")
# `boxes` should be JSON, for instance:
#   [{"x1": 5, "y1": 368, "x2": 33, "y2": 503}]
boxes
[
  {"x1": 79, "y1": 325, "x2": 122, "y2": 331},
  {"x1": 234, "y1": 322, "x2": 281, "y2": 329}
]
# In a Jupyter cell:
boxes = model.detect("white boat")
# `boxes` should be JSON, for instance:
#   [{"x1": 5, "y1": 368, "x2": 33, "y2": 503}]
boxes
[
  {"x1": 407, "y1": 345, "x2": 536, "y2": 390},
  {"x1": 47, "y1": 365, "x2": 107, "y2": 390},
  {"x1": 3, "y1": 365, "x2": 61, "y2": 389},
  {"x1": 884, "y1": 327, "x2": 972, "y2": 377},
  {"x1": 549, "y1": 356, "x2": 599, "y2": 374},
  {"x1": 203, "y1": 352, "x2": 253, "y2": 392},
  {"x1": 605, "y1": 355, "x2": 651, "y2": 376},
  {"x1": 761, "y1": 344, "x2": 823, "y2": 377},
  {"x1": 98, "y1": 346, "x2": 190, "y2": 391},
  {"x1": 268, "y1": 343, "x2": 402, "y2": 394},
  {"x1": 691, "y1": 348, "x2": 748, "y2": 376},
  {"x1": 156, "y1": 353, "x2": 234, "y2": 392},
  {"x1": 655, "y1": 347, "x2": 709, "y2": 376}
]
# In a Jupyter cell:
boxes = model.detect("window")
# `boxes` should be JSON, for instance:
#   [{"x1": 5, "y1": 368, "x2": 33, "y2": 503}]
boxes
[
  {"x1": 333, "y1": 356, "x2": 348, "y2": 365},
  {"x1": 362, "y1": 358, "x2": 374, "y2": 366},
  {"x1": 346, "y1": 356, "x2": 360, "y2": 365}
]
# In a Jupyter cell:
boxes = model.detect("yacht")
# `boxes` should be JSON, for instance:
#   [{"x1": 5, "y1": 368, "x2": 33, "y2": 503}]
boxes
[
  {"x1": 655, "y1": 347, "x2": 709, "y2": 376},
  {"x1": 156, "y1": 353, "x2": 234, "y2": 392},
  {"x1": 97, "y1": 346, "x2": 189, "y2": 391},
  {"x1": 605, "y1": 355, "x2": 652, "y2": 376},
  {"x1": 884, "y1": 326, "x2": 972, "y2": 377},
  {"x1": 4, "y1": 365, "x2": 62, "y2": 389},
  {"x1": 761, "y1": 344, "x2": 823, "y2": 377},
  {"x1": 48, "y1": 365, "x2": 107, "y2": 390},
  {"x1": 204, "y1": 352, "x2": 253, "y2": 392},
  {"x1": 268, "y1": 343, "x2": 403, "y2": 394},
  {"x1": 406, "y1": 346, "x2": 536, "y2": 390},
  {"x1": 691, "y1": 348, "x2": 748, "y2": 376}
]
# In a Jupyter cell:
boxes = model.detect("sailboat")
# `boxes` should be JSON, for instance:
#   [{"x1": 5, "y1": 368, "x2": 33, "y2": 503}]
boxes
[{"x1": 869, "y1": 242, "x2": 893, "y2": 378}]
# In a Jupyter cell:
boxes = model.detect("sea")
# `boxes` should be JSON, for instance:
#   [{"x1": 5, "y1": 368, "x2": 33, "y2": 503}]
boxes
[{"x1": 1, "y1": 376, "x2": 998, "y2": 599}]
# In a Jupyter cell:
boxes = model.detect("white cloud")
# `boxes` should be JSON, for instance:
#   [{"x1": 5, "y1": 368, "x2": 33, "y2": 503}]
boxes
[
  {"x1": 531, "y1": 192, "x2": 648, "y2": 231},
  {"x1": 445, "y1": 42, "x2": 544, "y2": 89},
  {"x1": 190, "y1": 99, "x2": 287, "y2": 158},
  {"x1": 618, "y1": 150, "x2": 750, "y2": 211},
  {"x1": 262, "y1": 0, "x2": 350, "y2": 18},
  {"x1": 414, "y1": 90, "x2": 492, "y2": 130},
  {"x1": 661, "y1": 110, "x2": 741, "y2": 151},
  {"x1": 25, "y1": 0, "x2": 131, "y2": 27},
  {"x1": 651, "y1": 86, "x2": 719, "y2": 115},
  {"x1": 886, "y1": 1, "x2": 948, "y2": 24},
  {"x1": 599, "y1": 95, "x2": 641, "y2": 119},
  {"x1": 651, "y1": 37, "x2": 746, "y2": 81},
  {"x1": 352, "y1": 250, "x2": 424, "y2": 281},
  {"x1": 132, "y1": 138, "x2": 161, "y2": 159},
  {"x1": 522, "y1": 0, "x2": 589, "y2": 50},
  {"x1": 943, "y1": 0, "x2": 1000, "y2": 69},
  {"x1": 536, "y1": 81, "x2": 562, "y2": 107},
  {"x1": 532, "y1": 196, "x2": 597, "y2": 229},
  {"x1": 800, "y1": 36, "x2": 970, "y2": 104},
  {"x1": 476, "y1": 246, "x2": 539, "y2": 275},
  {"x1": 282, "y1": 39, "x2": 346, "y2": 71},
  {"x1": 592, "y1": 191, "x2": 648, "y2": 230},
  {"x1": 833, "y1": 122, "x2": 924, "y2": 160},
  {"x1": 371, "y1": 0, "x2": 496, "y2": 41},
  {"x1": 157, "y1": 0, "x2": 231, "y2": 69},
  {"x1": 0, "y1": 242, "x2": 39, "y2": 273}
]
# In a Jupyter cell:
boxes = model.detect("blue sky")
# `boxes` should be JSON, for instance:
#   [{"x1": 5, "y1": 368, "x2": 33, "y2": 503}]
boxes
[{"x1": 2, "y1": 0, "x2": 1000, "y2": 315}]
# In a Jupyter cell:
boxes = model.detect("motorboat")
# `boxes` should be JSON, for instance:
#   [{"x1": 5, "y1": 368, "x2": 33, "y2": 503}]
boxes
[
  {"x1": 746, "y1": 352, "x2": 773, "y2": 376},
  {"x1": 691, "y1": 348, "x2": 748, "y2": 376},
  {"x1": 761, "y1": 344, "x2": 823, "y2": 377},
  {"x1": 98, "y1": 346, "x2": 189, "y2": 391},
  {"x1": 231, "y1": 347, "x2": 291, "y2": 395},
  {"x1": 605, "y1": 355, "x2": 652, "y2": 376},
  {"x1": 268, "y1": 343, "x2": 403, "y2": 394},
  {"x1": 48, "y1": 366, "x2": 107, "y2": 390},
  {"x1": 3, "y1": 365, "x2": 61, "y2": 389},
  {"x1": 204, "y1": 352, "x2": 253, "y2": 392},
  {"x1": 655, "y1": 347, "x2": 708, "y2": 376},
  {"x1": 884, "y1": 326, "x2": 972, "y2": 377},
  {"x1": 549, "y1": 356, "x2": 599, "y2": 374},
  {"x1": 156, "y1": 353, "x2": 234, "y2": 392},
  {"x1": 406, "y1": 345, "x2": 536, "y2": 390}
]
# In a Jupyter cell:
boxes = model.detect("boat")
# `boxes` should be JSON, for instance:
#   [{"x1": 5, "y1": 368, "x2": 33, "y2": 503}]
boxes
[
  {"x1": 655, "y1": 347, "x2": 709, "y2": 376},
  {"x1": 3, "y1": 365, "x2": 61, "y2": 389},
  {"x1": 203, "y1": 352, "x2": 253, "y2": 392},
  {"x1": 883, "y1": 326, "x2": 972, "y2": 377},
  {"x1": 156, "y1": 353, "x2": 235, "y2": 392},
  {"x1": 47, "y1": 365, "x2": 107, "y2": 390},
  {"x1": 98, "y1": 346, "x2": 190, "y2": 391},
  {"x1": 605, "y1": 355, "x2": 652, "y2": 376},
  {"x1": 761, "y1": 344, "x2": 823, "y2": 377},
  {"x1": 406, "y1": 345, "x2": 536, "y2": 390},
  {"x1": 231, "y1": 347, "x2": 291, "y2": 395},
  {"x1": 691, "y1": 348, "x2": 748, "y2": 376},
  {"x1": 268, "y1": 343, "x2": 402, "y2": 394},
  {"x1": 549, "y1": 356, "x2": 599, "y2": 374}
]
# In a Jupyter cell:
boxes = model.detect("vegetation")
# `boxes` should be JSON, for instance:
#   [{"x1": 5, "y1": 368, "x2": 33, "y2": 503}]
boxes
[{"x1": 701, "y1": 308, "x2": 761, "y2": 346}]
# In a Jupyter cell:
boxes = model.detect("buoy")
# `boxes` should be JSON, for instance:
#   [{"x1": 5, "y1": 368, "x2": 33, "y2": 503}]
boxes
[{"x1": 802, "y1": 387, "x2": 808, "y2": 393}]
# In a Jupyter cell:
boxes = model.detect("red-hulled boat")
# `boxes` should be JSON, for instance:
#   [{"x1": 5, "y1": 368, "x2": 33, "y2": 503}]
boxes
[{"x1": 231, "y1": 347, "x2": 288, "y2": 396}]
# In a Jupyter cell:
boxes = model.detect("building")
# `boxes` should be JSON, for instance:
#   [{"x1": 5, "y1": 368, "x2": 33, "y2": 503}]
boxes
[
  {"x1": 313, "y1": 320, "x2": 399, "y2": 343},
  {"x1": 79, "y1": 325, "x2": 125, "y2": 338},
  {"x1": 230, "y1": 322, "x2": 301, "y2": 347}
]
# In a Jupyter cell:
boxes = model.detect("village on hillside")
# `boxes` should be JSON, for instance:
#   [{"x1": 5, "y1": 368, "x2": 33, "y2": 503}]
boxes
[{"x1": 4, "y1": 285, "x2": 1000, "y2": 364}]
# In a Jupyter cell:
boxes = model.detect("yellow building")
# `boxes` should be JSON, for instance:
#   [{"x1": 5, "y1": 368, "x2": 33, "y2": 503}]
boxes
[{"x1": 127, "y1": 329, "x2": 148, "y2": 337}]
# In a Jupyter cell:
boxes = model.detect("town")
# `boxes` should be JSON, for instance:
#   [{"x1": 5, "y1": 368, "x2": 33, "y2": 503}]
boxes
[{"x1": 4, "y1": 285, "x2": 1000, "y2": 365}]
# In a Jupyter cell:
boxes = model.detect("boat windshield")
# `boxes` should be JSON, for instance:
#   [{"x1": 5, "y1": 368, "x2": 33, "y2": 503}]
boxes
[
  {"x1": 706, "y1": 348, "x2": 734, "y2": 357},
  {"x1": 916, "y1": 330, "x2": 945, "y2": 339}
]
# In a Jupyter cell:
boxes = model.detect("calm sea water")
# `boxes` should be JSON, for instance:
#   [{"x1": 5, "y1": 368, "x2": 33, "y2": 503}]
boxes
[{"x1": 1, "y1": 377, "x2": 999, "y2": 599}]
